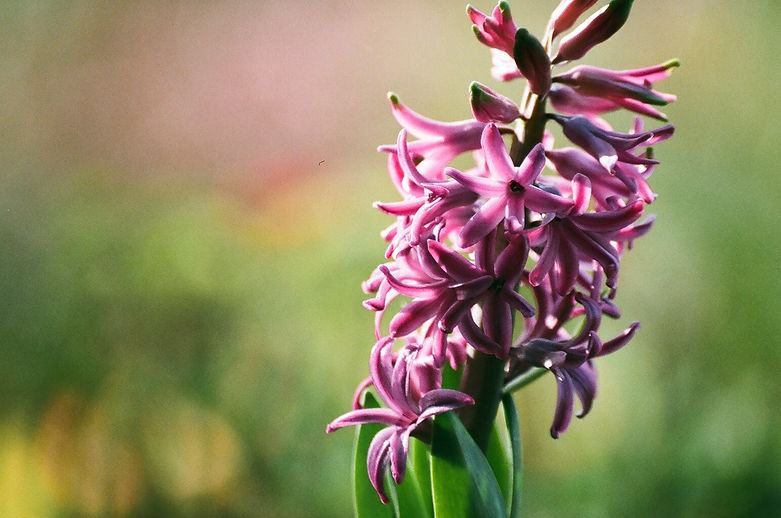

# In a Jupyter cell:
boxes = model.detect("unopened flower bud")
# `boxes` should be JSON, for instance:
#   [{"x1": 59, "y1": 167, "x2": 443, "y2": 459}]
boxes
[
  {"x1": 552, "y1": 0, "x2": 634, "y2": 64},
  {"x1": 554, "y1": 62, "x2": 678, "y2": 107},
  {"x1": 513, "y1": 28, "x2": 552, "y2": 95},
  {"x1": 547, "y1": 0, "x2": 598, "y2": 39},
  {"x1": 467, "y1": 1, "x2": 518, "y2": 55},
  {"x1": 469, "y1": 81, "x2": 521, "y2": 123}
]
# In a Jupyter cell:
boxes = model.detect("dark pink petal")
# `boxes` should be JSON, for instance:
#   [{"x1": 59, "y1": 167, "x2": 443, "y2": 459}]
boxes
[
  {"x1": 617, "y1": 58, "x2": 681, "y2": 83},
  {"x1": 351, "y1": 377, "x2": 373, "y2": 410},
  {"x1": 379, "y1": 265, "x2": 448, "y2": 298},
  {"x1": 525, "y1": 185, "x2": 574, "y2": 214},
  {"x1": 553, "y1": 237, "x2": 581, "y2": 295},
  {"x1": 370, "y1": 338, "x2": 397, "y2": 408},
  {"x1": 550, "y1": 369, "x2": 575, "y2": 438},
  {"x1": 569, "y1": 293, "x2": 602, "y2": 345},
  {"x1": 460, "y1": 195, "x2": 508, "y2": 248},
  {"x1": 427, "y1": 240, "x2": 483, "y2": 282},
  {"x1": 390, "y1": 346, "x2": 417, "y2": 417},
  {"x1": 388, "y1": 93, "x2": 453, "y2": 139},
  {"x1": 389, "y1": 429, "x2": 410, "y2": 484},
  {"x1": 374, "y1": 198, "x2": 425, "y2": 216},
  {"x1": 441, "y1": 298, "x2": 477, "y2": 333},
  {"x1": 515, "y1": 143, "x2": 548, "y2": 185},
  {"x1": 502, "y1": 289, "x2": 536, "y2": 318},
  {"x1": 596, "y1": 321, "x2": 639, "y2": 357},
  {"x1": 452, "y1": 275, "x2": 494, "y2": 300},
  {"x1": 457, "y1": 314, "x2": 503, "y2": 356},
  {"x1": 569, "y1": 198, "x2": 644, "y2": 232},
  {"x1": 326, "y1": 408, "x2": 407, "y2": 432},
  {"x1": 563, "y1": 224, "x2": 619, "y2": 283},
  {"x1": 572, "y1": 173, "x2": 592, "y2": 214},
  {"x1": 529, "y1": 226, "x2": 560, "y2": 286},
  {"x1": 367, "y1": 427, "x2": 395, "y2": 504},
  {"x1": 644, "y1": 124, "x2": 675, "y2": 145},
  {"x1": 505, "y1": 193, "x2": 526, "y2": 234},
  {"x1": 616, "y1": 96, "x2": 670, "y2": 121},
  {"x1": 390, "y1": 298, "x2": 444, "y2": 337},
  {"x1": 495, "y1": 235, "x2": 530, "y2": 283},
  {"x1": 617, "y1": 215, "x2": 655, "y2": 244},
  {"x1": 419, "y1": 388, "x2": 475, "y2": 415},
  {"x1": 446, "y1": 167, "x2": 505, "y2": 197},
  {"x1": 482, "y1": 123, "x2": 516, "y2": 182},
  {"x1": 570, "y1": 363, "x2": 598, "y2": 418}
]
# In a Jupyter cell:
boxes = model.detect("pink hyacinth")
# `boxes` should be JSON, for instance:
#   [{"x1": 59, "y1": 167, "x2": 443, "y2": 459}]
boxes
[
  {"x1": 330, "y1": 0, "x2": 678, "y2": 506},
  {"x1": 326, "y1": 339, "x2": 474, "y2": 503},
  {"x1": 446, "y1": 123, "x2": 572, "y2": 247}
]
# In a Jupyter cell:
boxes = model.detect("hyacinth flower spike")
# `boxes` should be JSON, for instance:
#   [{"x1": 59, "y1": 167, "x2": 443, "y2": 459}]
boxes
[
  {"x1": 447, "y1": 123, "x2": 572, "y2": 247},
  {"x1": 331, "y1": 0, "x2": 678, "y2": 512},
  {"x1": 327, "y1": 338, "x2": 474, "y2": 503}
]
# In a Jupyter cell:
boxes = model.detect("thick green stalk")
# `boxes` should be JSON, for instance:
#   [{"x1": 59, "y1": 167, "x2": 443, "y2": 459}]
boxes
[
  {"x1": 460, "y1": 94, "x2": 548, "y2": 452},
  {"x1": 458, "y1": 352, "x2": 506, "y2": 452}
]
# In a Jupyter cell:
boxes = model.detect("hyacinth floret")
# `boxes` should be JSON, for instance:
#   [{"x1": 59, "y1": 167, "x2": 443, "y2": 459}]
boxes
[{"x1": 328, "y1": 0, "x2": 678, "y2": 505}]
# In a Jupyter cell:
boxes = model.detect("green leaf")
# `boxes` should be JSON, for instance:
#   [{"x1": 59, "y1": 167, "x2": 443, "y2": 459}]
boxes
[
  {"x1": 353, "y1": 392, "x2": 394, "y2": 518},
  {"x1": 430, "y1": 412, "x2": 508, "y2": 518},
  {"x1": 441, "y1": 363, "x2": 463, "y2": 391},
  {"x1": 410, "y1": 437, "x2": 434, "y2": 517},
  {"x1": 502, "y1": 394, "x2": 523, "y2": 518},
  {"x1": 388, "y1": 437, "x2": 432, "y2": 518},
  {"x1": 485, "y1": 419, "x2": 512, "y2": 511}
]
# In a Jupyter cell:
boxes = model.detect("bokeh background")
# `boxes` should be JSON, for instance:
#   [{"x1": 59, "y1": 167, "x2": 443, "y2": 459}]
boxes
[{"x1": 1, "y1": 1, "x2": 779, "y2": 516}]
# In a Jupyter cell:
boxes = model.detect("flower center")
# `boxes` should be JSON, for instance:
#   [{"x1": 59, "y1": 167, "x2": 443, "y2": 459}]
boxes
[{"x1": 509, "y1": 180, "x2": 524, "y2": 192}]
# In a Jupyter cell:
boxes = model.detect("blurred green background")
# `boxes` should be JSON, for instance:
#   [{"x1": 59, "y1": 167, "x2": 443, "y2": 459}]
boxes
[{"x1": 1, "y1": 1, "x2": 779, "y2": 516}]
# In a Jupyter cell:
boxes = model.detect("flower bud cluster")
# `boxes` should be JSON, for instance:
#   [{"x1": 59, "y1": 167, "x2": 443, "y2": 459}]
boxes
[{"x1": 328, "y1": 0, "x2": 677, "y2": 503}]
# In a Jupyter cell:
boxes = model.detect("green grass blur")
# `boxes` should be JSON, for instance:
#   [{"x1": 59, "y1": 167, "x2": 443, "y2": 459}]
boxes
[{"x1": 0, "y1": 1, "x2": 779, "y2": 517}]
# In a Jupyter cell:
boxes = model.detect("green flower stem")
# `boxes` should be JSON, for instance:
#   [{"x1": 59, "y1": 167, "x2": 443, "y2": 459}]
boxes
[
  {"x1": 458, "y1": 352, "x2": 506, "y2": 452},
  {"x1": 503, "y1": 367, "x2": 547, "y2": 395},
  {"x1": 511, "y1": 94, "x2": 547, "y2": 166},
  {"x1": 459, "y1": 94, "x2": 549, "y2": 453}
]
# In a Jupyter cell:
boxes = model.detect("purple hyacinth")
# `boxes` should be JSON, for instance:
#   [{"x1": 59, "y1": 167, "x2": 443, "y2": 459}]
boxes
[
  {"x1": 446, "y1": 123, "x2": 572, "y2": 247},
  {"x1": 331, "y1": 0, "x2": 678, "y2": 505},
  {"x1": 327, "y1": 338, "x2": 474, "y2": 503}
]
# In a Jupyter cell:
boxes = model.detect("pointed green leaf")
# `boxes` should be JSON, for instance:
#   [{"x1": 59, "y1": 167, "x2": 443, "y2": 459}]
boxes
[
  {"x1": 502, "y1": 394, "x2": 523, "y2": 518},
  {"x1": 431, "y1": 412, "x2": 508, "y2": 518},
  {"x1": 485, "y1": 419, "x2": 512, "y2": 511},
  {"x1": 353, "y1": 392, "x2": 394, "y2": 518},
  {"x1": 410, "y1": 437, "x2": 434, "y2": 517}
]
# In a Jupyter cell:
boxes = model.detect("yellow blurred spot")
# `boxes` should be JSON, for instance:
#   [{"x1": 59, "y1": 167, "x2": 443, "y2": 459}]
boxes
[
  {"x1": 0, "y1": 419, "x2": 55, "y2": 518},
  {"x1": 141, "y1": 395, "x2": 242, "y2": 500},
  {"x1": 34, "y1": 391, "x2": 144, "y2": 516}
]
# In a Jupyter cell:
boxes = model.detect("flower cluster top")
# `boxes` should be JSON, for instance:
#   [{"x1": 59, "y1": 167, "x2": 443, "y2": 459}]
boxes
[{"x1": 328, "y1": 0, "x2": 677, "y2": 504}]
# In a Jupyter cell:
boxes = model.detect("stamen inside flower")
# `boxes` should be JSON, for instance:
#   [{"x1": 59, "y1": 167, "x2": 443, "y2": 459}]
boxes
[{"x1": 509, "y1": 180, "x2": 524, "y2": 192}]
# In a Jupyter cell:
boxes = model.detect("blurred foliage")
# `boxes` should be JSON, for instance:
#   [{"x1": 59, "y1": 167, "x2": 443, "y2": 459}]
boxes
[{"x1": 0, "y1": 1, "x2": 779, "y2": 517}]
